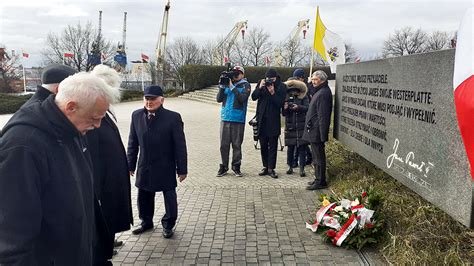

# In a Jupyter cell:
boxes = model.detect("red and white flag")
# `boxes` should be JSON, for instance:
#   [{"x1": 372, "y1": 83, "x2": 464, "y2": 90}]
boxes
[
  {"x1": 22, "y1": 52, "x2": 29, "y2": 58},
  {"x1": 355, "y1": 57, "x2": 361, "y2": 63},
  {"x1": 64, "y1": 52, "x2": 74, "y2": 58},
  {"x1": 141, "y1": 53, "x2": 149, "y2": 62},
  {"x1": 223, "y1": 56, "x2": 229, "y2": 64},
  {"x1": 454, "y1": 8, "x2": 474, "y2": 179},
  {"x1": 265, "y1": 56, "x2": 270, "y2": 66}
]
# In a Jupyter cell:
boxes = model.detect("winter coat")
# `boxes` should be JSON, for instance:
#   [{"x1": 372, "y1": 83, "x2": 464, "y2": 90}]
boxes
[
  {"x1": 282, "y1": 80, "x2": 309, "y2": 147},
  {"x1": 303, "y1": 81, "x2": 333, "y2": 143},
  {"x1": 251, "y1": 78, "x2": 287, "y2": 137},
  {"x1": 87, "y1": 112, "x2": 133, "y2": 234},
  {"x1": 22, "y1": 85, "x2": 52, "y2": 108},
  {"x1": 127, "y1": 106, "x2": 188, "y2": 192},
  {"x1": 0, "y1": 95, "x2": 95, "y2": 266},
  {"x1": 216, "y1": 78, "x2": 251, "y2": 123}
]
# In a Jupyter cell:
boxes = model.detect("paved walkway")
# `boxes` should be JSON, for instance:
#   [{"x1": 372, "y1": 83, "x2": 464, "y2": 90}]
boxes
[{"x1": 0, "y1": 98, "x2": 371, "y2": 265}]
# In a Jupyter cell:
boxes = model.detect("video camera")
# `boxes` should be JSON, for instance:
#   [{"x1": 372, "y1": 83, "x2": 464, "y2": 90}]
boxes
[
  {"x1": 219, "y1": 70, "x2": 239, "y2": 86},
  {"x1": 287, "y1": 96, "x2": 296, "y2": 108}
]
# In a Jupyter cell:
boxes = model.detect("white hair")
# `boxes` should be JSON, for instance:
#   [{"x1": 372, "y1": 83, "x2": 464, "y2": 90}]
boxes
[
  {"x1": 91, "y1": 64, "x2": 122, "y2": 88},
  {"x1": 56, "y1": 72, "x2": 121, "y2": 110},
  {"x1": 312, "y1": 70, "x2": 328, "y2": 82}
]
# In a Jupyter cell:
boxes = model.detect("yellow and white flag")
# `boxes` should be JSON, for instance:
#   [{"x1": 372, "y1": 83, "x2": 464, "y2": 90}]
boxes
[{"x1": 313, "y1": 6, "x2": 346, "y2": 73}]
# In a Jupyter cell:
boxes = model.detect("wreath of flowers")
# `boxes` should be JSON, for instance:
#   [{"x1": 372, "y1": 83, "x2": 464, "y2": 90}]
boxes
[{"x1": 306, "y1": 188, "x2": 384, "y2": 249}]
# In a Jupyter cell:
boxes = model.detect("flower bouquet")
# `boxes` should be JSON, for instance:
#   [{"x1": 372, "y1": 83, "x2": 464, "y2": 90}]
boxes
[{"x1": 306, "y1": 188, "x2": 384, "y2": 249}]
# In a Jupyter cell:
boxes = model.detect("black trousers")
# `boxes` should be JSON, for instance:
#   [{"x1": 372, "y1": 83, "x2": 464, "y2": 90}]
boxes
[
  {"x1": 259, "y1": 136, "x2": 278, "y2": 169},
  {"x1": 287, "y1": 145, "x2": 308, "y2": 168},
  {"x1": 137, "y1": 188, "x2": 177, "y2": 230},
  {"x1": 311, "y1": 142, "x2": 327, "y2": 185}
]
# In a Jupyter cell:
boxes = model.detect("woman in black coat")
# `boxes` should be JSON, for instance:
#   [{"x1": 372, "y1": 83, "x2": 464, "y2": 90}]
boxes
[
  {"x1": 251, "y1": 69, "x2": 286, "y2": 178},
  {"x1": 282, "y1": 79, "x2": 310, "y2": 177}
]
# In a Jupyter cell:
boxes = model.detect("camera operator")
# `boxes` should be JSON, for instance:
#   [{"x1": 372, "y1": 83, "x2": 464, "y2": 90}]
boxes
[
  {"x1": 251, "y1": 68, "x2": 286, "y2": 178},
  {"x1": 282, "y1": 79, "x2": 309, "y2": 177},
  {"x1": 216, "y1": 66, "x2": 251, "y2": 177}
]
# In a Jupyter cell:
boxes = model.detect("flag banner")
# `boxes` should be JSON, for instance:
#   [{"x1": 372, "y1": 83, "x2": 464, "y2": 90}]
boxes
[
  {"x1": 64, "y1": 52, "x2": 74, "y2": 58},
  {"x1": 22, "y1": 52, "x2": 29, "y2": 58},
  {"x1": 313, "y1": 6, "x2": 346, "y2": 73},
  {"x1": 141, "y1": 53, "x2": 149, "y2": 62},
  {"x1": 453, "y1": 8, "x2": 474, "y2": 180}
]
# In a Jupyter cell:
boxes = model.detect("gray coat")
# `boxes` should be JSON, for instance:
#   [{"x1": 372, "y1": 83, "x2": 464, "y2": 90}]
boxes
[{"x1": 303, "y1": 81, "x2": 333, "y2": 143}]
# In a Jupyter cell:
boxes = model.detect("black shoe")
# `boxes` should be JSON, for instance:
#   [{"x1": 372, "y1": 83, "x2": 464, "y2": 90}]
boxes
[
  {"x1": 300, "y1": 170, "x2": 306, "y2": 177},
  {"x1": 307, "y1": 180, "x2": 315, "y2": 185},
  {"x1": 306, "y1": 183, "x2": 328, "y2": 190},
  {"x1": 112, "y1": 250, "x2": 118, "y2": 256},
  {"x1": 216, "y1": 164, "x2": 228, "y2": 177},
  {"x1": 286, "y1": 167, "x2": 293, "y2": 174},
  {"x1": 232, "y1": 165, "x2": 243, "y2": 177},
  {"x1": 269, "y1": 170, "x2": 278, "y2": 179},
  {"x1": 258, "y1": 168, "x2": 269, "y2": 176},
  {"x1": 163, "y1": 228, "x2": 174, "y2": 238},
  {"x1": 132, "y1": 225, "x2": 153, "y2": 235},
  {"x1": 114, "y1": 240, "x2": 123, "y2": 248}
]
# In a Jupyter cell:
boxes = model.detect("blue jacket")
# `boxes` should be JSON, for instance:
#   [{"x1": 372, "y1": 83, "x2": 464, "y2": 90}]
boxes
[{"x1": 216, "y1": 78, "x2": 251, "y2": 123}]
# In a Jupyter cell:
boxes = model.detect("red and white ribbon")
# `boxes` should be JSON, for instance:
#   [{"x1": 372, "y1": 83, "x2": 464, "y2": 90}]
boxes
[
  {"x1": 334, "y1": 213, "x2": 358, "y2": 246},
  {"x1": 306, "y1": 202, "x2": 336, "y2": 232}
]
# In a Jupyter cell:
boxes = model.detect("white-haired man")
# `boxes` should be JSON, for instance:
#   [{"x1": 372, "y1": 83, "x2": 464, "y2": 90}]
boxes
[{"x1": 0, "y1": 72, "x2": 120, "y2": 265}]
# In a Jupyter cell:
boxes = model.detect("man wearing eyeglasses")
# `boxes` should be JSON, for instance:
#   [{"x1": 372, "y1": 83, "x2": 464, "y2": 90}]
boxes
[{"x1": 127, "y1": 85, "x2": 188, "y2": 239}]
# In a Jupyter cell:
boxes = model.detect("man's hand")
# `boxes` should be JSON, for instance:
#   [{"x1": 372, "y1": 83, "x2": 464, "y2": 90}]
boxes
[
  {"x1": 290, "y1": 104, "x2": 299, "y2": 110},
  {"x1": 267, "y1": 84, "x2": 275, "y2": 95},
  {"x1": 129, "y1": 171, "x2": 134, "y2": 177},
  {"x1": 228, "y1": 79, "x2": 233, "y2": 88},
  {"x1": 258, "y1": 79, "x2": 265, "y2": 88},
  {"x1": 178, "y1": 174, "x2": 187, "y2": 182},
  {"x1": 284, "y1": 102, "x2": 289, "y2": 109}
]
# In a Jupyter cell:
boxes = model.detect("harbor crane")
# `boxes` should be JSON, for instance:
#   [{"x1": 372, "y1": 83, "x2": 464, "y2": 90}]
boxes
[
  {"x1": 114, "y1": 12, "x2": 128, "y2": 72},
  {"x1": 212, "y1": 20, "x2": 248, "y2": 65},
  {"x1": 274, "y1": 19, "x2": 310, "y2": 66},
  {"x1": 88, "y1": 10, "x2": 102, "y2": 68},
  {"x1": 156, "y1": 0, "x2": 171, "y2": 85}
]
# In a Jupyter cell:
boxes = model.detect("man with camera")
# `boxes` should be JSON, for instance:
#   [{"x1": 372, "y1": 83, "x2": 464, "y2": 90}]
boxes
[
  {"x1": 251, "y1": 68, "x2": 287, "y2": 178},
  {"x1": 303, "y1": 70, "x2": 333, "y2": 190},
  {"x1": 216, "y1": 66, "x2": 251, "y2": 177},
  {"x1": 283, "y1": 79, "x2": 310, "y2": 177}
]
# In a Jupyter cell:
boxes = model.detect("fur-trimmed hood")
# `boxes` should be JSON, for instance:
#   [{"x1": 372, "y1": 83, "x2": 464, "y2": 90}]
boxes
[{"x1": 284, "y1": 79, "x2": 308, "y2": 99}]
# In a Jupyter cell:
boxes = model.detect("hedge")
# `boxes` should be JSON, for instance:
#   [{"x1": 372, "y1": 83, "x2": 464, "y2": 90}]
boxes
[
  {"x1": 179, "y1": 64, "x2": 335, "y2": 91},
  {"x1": 0, "y1": 93, "x2": 32, "y2": 115}
]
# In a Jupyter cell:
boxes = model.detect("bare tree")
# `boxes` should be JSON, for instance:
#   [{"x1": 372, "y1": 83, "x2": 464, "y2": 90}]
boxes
[
  {"x1": 301, "y1": 46, "x2": 326, "y2": 67},
  {"x1": 344, "y1": 42, "x2": 358, "y2": 63},
  {"x1": 280, "y1": 39, "x2": 309, "y2": 67},
  {"x1": 201, "y1": 40, "x2": 216, "y2": 65},
  {"x1": 0, "y1": 48, "x2": 21, "y2": 93},
  {"x1": 382, "y1": 27, "x2": 427, "y2": 58},
  {"x1": 42, "y1": 22, "x2": 115, "y2": 71},
  {"x1": 425, "y1": 31, "x2": 450, "y2": 52},
  {"x1": 230, "y1": 40, "x2": 249, "y2": 66},
  {"x1": 166, "y1": 37, "x2": 203, "y2": 82},
  {"x1": 245, "y1": 27, "x2": 272, "y2": 66}
]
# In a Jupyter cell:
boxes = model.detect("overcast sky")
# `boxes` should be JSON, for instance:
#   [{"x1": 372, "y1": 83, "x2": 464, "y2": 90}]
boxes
[{"x1": 1, "y1": 0, "x2": 472, "y2": 67}]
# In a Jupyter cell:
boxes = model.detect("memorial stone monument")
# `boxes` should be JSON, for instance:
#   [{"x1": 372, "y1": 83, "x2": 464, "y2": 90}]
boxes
[{"x1": 334, "y1": 49, "x2": 473, "y2": 228}]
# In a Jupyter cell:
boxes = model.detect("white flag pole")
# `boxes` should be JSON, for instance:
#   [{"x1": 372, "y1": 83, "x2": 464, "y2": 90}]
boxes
[
  {"x1": 141, "y1": 63, "x2": 145, "y2": 91},
  {"x1": 22, "y1": 64, "x2": 26, "y2": 93}
]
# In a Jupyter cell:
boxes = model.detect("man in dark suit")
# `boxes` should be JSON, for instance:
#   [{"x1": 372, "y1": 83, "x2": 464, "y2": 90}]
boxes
[
  {"x1": 127, "y1": 85, "x2": 188, "y2": 238},
  {"x1": 303, "y1": 70, "x2": 333, "y2": 190}
]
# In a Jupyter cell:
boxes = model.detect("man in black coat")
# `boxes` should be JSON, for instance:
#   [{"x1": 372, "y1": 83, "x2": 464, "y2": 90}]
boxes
[
  {"x1": 87, "y1": 65, "x2": 133, "y2": 265},
  {"x1": 303, "y1": 70, "x2": 333, "y2": 190},
  {"x1": 23, "y1": 64, "x2": 77, "y2": 108},
  {"x1": 0, "y1": 72, "x2": 120, "y2": 265},
  {"x1": 251, "y1": 69, "x2": 286, "y2": 178},
  {"x1": 127, "y1": 85, "x2": 188, "y2": 238}
]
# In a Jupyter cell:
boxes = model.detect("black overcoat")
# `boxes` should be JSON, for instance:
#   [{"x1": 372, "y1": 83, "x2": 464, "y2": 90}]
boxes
[
  {"x1": 303, "y1": 81, "x2": 333, "y2": 143},
  {"x1": 251, "y1": 78, "x2": 286, "y2": 137},
  {"x1": 127, "y1": 106, "x2": 188, "y2": 192},
  {"x1": 0, "y1": 96, "x2": 95, "y2": 265},
  {"x1": 87, "y1": 112, "x2": 133, "y2": 234}
]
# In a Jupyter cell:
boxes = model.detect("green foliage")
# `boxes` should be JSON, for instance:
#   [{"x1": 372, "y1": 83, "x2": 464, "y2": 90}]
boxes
[
  {"x1": 0, "y1": 93, "x2": 31, "y2": 114},
  {"x1": 179, "y1": 64, "x2": 334, "y2": 91},
  {"x1": 120, "y1": 90, "x2": 143, "y2": 102},
  {"x1": 326, "y1": 139, "x2": 474, "y2": 264}
]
